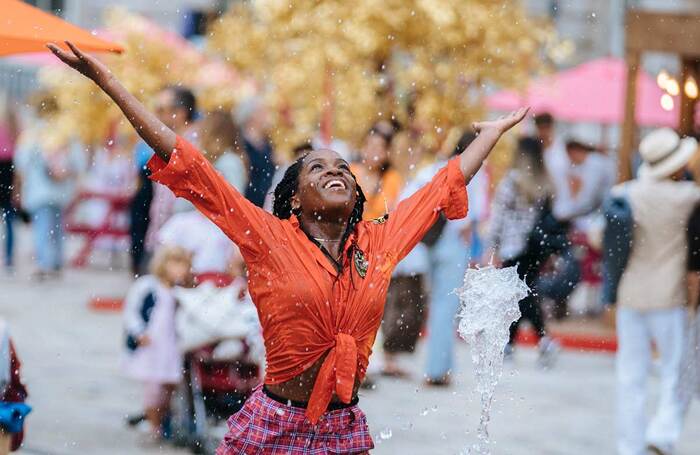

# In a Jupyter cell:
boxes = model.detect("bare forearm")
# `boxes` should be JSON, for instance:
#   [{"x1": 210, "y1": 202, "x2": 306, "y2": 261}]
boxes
[
  {"x1": 459, "y1": 129, "x2": 501, "y2": 183},
  {"x1": 462, "y1": 108, "x2": 529, "y2": 182},
  {"x1": 99, "y1": 76, "x2": 176, "y2": 162},
  {"x1": 47, "y1": 42, "x2": 177, "y2": 161}
]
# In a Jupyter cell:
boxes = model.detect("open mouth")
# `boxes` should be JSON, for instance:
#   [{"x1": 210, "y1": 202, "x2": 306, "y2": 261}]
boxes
[{"x1": 323, "y1": 179, "x2": 347, "y2": 190}]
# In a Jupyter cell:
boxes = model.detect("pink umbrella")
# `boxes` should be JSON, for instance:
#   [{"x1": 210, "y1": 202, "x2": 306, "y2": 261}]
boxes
[{"x1": 487, "y1": 57, "x2": 682, "y2": 127}]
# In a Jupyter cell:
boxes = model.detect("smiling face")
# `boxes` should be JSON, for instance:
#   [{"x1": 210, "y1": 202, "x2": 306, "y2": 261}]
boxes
[{"x1": 291, "y1": 149, "x2": 358, "y2": 221}]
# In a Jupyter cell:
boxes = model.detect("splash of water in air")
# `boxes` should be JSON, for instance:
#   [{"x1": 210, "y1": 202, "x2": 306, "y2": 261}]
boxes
[{"x1": 456, "y1": 265, "x2": 529, "y2": 455}]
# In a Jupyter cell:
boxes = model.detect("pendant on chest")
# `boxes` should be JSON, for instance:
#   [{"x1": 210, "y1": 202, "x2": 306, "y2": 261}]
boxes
[{"x1": 353, "y1": 249, "x2": 369, "y2": 278}]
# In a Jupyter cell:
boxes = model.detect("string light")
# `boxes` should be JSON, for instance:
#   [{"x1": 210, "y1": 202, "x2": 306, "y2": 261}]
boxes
[
  {"x1": 660, "y1": 93, "x2": 674, "y2": 111},
  {"x1": 684, "y1": 75, "x2": 698, "y2": 99},
  {"x1": 665, "y1": 78, "x2": 680, "y2": 96},
  {"x1": 656, "y1": 69, "x2": 670, "y2": 90}
]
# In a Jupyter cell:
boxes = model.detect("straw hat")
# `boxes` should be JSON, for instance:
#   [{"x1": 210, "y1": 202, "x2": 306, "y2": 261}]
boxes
[{"x1": 637, "y1": 128, "x2": 697, "y2": 180}]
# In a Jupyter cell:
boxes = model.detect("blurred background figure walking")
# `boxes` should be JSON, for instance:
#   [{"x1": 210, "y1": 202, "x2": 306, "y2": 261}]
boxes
[
  {"x1": 613, "y1": 129, "x2": 700, "y2": 455},
  {"x1": 423, "y1": 130, "x2": 488, "y2": 386},
  {"x1": 486, "y1": 137, "x2": 560, "y2": 366},
  {"x1": 0, "y1": 92, "x2": 18, "y2": 273},
  {"x1": 13, "y1": 92, "x2": 86, "y2": 280}
]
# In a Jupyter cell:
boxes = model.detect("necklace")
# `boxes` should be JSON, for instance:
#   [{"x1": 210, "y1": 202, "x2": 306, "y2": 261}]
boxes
[{"x1": 313, "y1": 237, "x2": 341, "y2": 243}]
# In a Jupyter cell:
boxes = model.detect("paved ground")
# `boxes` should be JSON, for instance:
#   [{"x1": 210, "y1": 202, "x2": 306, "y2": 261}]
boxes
[{"x1": 2, "y1": 227, "x2": 700, "y2": 454}]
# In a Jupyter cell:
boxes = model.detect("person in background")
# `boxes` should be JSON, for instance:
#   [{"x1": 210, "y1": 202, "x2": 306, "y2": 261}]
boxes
[
  {"x1": 683, "y1": 148, "x2": 700, "y2": 414},
  {"x1": 129, "y1": 86, "x2": 197, "y2": 276},
  {"x1": 264, "y1": 140, "x2": 313, "y2": 212},
  {"x1": 613, "y1": 129, "x2": 699, "y2": 455},
  {"x1": 486, "y1": 137, "x2": 559, "y2": 365},
  {"x1": 76, "y1": 134, "x2": 136, "y2": 245},
  {"x1": 534, "y1": 112, "x2": 569, "y2": 196},
  {"x1": 198, "y1": 110, "x2": 248, "y2": 193},
  {"x1": 351, "y1": 126, "x2": 405, "y2": 376},
  {"x1": 0, "y1": 319, "x2": 30, "y2": 455},
  {"x1": 0, "y1": 92, "x2": 19, "y2": 273},
  {"x1": 154, "y1": 110, "x2": 249, "y2": 283},
  {"x1": 540, "y1": 139, "x2": 616, "y2": 318},
  {"x1": 14, "y1": 93, "x2": 86, "y2": 280},
  {"x1": 122, "y1": 246, "x2": 192, "y2": 444},
  {"x1": 157, "y1": 210, "x2": 243, "y2": 281},
  {"x1": 423, "y1": 131, "x2": 489, "y2": 385},
  {"x1": 234, "y1": 97, "x2": 275, "y2": 207},
  {"x1": 380, "y1": 126, "x2": 429, "y2": 378},
  {"x1": 352, "y1": 127, "x2": 403, "y2": 220}
]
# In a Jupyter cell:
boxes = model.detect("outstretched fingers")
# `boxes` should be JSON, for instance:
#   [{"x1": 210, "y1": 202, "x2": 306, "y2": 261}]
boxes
[
  {"x1": 65, "y1": 41, "x2": 86, "y2": 61},
  {"x1": 512, "y1": 106, "x2": 530, "y2": 124},
  {"x1": 46, "y1": 43, "x2": 79, "y2": 65}
]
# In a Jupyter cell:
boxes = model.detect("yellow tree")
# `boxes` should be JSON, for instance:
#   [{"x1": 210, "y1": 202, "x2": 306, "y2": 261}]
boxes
[
  {"x1": 210, "y1": 0, "x2": 553, "y2": 152},
  {"x1": 40, "y1": 8, "x2": 247, "y2": 147}
]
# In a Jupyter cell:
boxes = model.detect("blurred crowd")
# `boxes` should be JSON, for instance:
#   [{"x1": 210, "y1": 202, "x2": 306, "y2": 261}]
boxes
[{"x1": 1, "y1": 81, "x2": 700, "y2": 454}]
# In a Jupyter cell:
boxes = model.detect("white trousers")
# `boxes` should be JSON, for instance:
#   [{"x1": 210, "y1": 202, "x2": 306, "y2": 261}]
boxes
[{"x1": 616, "y1": 306, "x2": 686, "y2": 455}]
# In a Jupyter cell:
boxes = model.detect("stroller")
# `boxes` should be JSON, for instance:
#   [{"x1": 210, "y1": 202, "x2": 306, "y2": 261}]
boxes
[{"x1": 171, "y1": 274, "x2": 264, "y2": 454}]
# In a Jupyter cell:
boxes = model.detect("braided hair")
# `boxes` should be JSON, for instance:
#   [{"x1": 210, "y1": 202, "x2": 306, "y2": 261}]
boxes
[{"x1": 273, "y1": 154, "x2": 367, "y2": 274}]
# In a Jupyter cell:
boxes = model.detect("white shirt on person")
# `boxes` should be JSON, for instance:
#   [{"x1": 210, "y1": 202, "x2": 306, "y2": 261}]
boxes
[
  {"x1": 553, "y1": 152, "x2": 616, "y2": 226},
  {"x1": 156, "y1": 210, "x2": 240, "y2": 274},
  {"x1": 543, "y1": 137, "x2": 570, "y2": 205}
]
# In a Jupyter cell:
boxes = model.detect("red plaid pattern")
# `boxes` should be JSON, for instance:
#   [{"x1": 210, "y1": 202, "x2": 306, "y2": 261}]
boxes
[{"x1": 216, "y1": 389, "x2": 374, "y2": 454}]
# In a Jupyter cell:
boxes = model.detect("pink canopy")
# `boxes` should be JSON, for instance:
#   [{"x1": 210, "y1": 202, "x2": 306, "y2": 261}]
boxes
[{"x1": 486, "y1": 57, "x2": 683, "y2": 127}]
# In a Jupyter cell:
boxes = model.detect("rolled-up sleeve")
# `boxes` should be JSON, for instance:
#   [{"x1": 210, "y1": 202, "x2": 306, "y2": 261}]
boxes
[
  {"x1": 372, "y1": 157, "x2": 468, "y2": 263},
  {"x1": 147, "y1": 136, "x2": 279, "y2": 260}
]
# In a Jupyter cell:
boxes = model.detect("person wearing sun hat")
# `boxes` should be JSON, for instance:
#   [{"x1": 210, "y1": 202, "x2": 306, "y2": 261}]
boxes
[{"x1": 613, "y1": 128, "x2": 700, "y2": 455}]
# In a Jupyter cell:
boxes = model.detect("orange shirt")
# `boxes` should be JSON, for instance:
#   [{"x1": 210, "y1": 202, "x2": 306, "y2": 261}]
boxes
[{"x1": 148, "y1": 136, "x2": 468, "y2": 423}]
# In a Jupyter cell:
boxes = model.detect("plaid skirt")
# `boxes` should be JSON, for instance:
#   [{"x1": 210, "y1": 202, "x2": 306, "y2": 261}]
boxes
[{"x1": 216, "y1": 388, "x2": 374, "y2": 454}]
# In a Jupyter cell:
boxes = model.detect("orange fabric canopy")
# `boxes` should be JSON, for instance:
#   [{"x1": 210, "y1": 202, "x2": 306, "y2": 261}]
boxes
[{"x1": 0, "y1": 0, "x2": 123, "y2": 56}]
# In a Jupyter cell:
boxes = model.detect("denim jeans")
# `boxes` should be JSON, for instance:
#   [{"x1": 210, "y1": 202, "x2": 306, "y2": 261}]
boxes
[
  {"x1": 424, "y1": 231, "x2": 469, "y2": 380},
  {"x1": 1, "y1": 202, "x2": 13, "y2": 267},
  {"x1": 32, "y1": 204, "x2": 64, "y2": 272},
  {"x1": 537, "y1": 245, "x2": 581, "y2": 317}
]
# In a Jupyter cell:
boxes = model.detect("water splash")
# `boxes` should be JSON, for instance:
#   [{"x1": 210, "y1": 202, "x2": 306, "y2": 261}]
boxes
[{"x1": 456, "y1": 265, "x2": 529, "y2": 455}]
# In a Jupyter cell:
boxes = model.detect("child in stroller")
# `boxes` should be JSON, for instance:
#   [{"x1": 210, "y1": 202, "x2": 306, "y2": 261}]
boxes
[{"x1": 171, "y1": 272, "x2": 264, "y2": 453}]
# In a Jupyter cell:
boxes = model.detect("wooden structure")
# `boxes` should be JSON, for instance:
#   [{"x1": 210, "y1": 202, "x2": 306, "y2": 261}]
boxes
[{"x1": 620, "y1": 10, "x2": 700, "y2": 181}]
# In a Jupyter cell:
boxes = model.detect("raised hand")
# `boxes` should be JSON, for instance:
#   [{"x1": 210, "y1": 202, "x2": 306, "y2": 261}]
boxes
[
  {"x1": 49, "y1": 41, "x2": 176, "y2": 161},
  {"x1": 47, "y1": 41, "x2": 112, "y2": 85},
  {"x1": 472, "y1": 107, "x2": 530, "y2": 135},
  {"x1": 459, "y1": 107, "x2": 530, "y2": 182}
]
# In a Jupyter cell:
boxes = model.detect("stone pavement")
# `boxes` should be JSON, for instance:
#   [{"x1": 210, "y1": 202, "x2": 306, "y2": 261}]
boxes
[{"x1": 2, "y1": 228, "x2": 699, "y2": 454}]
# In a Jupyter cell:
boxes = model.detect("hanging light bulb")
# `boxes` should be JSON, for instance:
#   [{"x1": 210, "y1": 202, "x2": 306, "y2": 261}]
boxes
[
  {"x1": 665, "y1": 78, "x2": 680, "y2": 96},
  {"x1": 657, "y1": 69, "x2": 670, "y2": 89},
  {"x1": 660, "y1": 93, "x2": 674, "y2": 111},
  {"x1": 684, "y1": 75, "x2": 699, "y2": 99}
]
